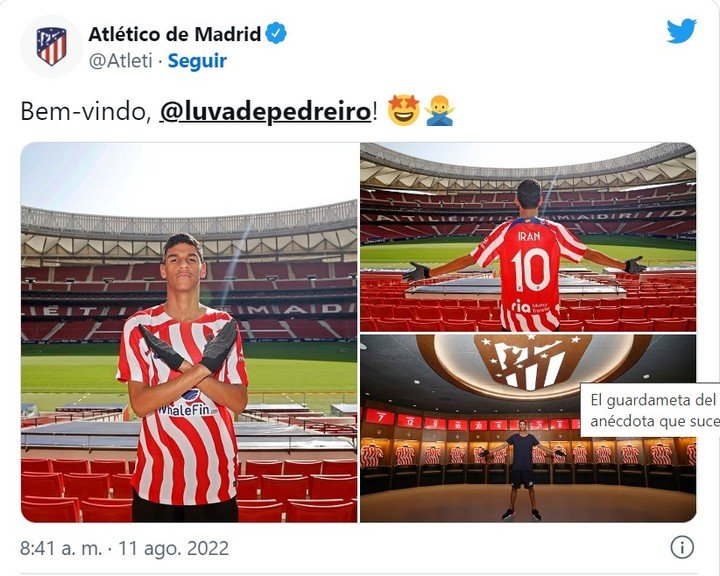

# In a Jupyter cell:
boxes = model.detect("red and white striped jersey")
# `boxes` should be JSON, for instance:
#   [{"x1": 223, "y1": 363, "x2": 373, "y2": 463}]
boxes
[
  {"x1": 473, "y1": 446, "x2": 487, "y2": 464},
  {"x1": 117, "y1": 304, "x2": 249, "y2": 505},
  {"x1": 532, "y1": 445, "x2": 546, "y2": 464},
  {"x1": 686, "y1": 443, "x2": 697, "y2": 466},
  {"x1": 360, "y1": 444, "x2": 384, "y2": 468},
  {"x1": 572, "y1": 444, "x2": 588, "y2": 463},
  {"x1": 395, "y1": 445, "x2": 415, "y2": 465},
  {"x1": 450, "y1": 446, "x2": 466, "y2": 464},
  {"x1": 470, "y1": 217, "x2": 587, "y2": 331},
  {"x1": 424, "y1": 445, "x2": 441, "y2": 465},
  {"x1": 492, "y1": 447, "x2": 507, "y2": 464},
  {"x1": 596, "y1": 445, "x2": 613, "y2": 463},
  {"x1": 650, "y1": 442, "x2": 673, "y2": 465},
  {"x1": 553, "y1": 445, "x2": 566, "y2": 464},
  {"x1": 621, "y1": 444, "x2": 640, "y2": 464}
]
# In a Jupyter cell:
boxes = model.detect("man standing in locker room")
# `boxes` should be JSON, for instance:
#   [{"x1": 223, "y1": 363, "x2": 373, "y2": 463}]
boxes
[{"x1": 117, "y1": 232, "x2": 249, "y2": 522}]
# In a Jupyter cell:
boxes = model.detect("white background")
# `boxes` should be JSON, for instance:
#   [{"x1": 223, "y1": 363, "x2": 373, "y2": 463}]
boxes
[{"x1": 1, "y1": 1, "x2": 718, "y2": 575}]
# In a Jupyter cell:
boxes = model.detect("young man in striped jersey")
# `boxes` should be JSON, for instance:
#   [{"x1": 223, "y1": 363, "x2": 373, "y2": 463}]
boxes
[
  {"x1": 403, "y1": 179, "x2": 646, "y2": 331},
  {"x1": 117, "y1": 233, "x2": 249, "y2": 522}
]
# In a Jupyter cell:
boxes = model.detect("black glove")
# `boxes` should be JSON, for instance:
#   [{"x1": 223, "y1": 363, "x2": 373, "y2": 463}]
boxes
[
  {"x1": 402, "y1": 261, "x2": 431, "y2": 282},
  {"x1": 554, "y1": 450, "x2": 565, "y2": 457},
  {"x1": 200, "y1": 320, "x2": 238, "y2": 373},
  {"x1": 624, "y1": 256, "x2": 646, "y2": 274},
  {"x1": 139, "y1": 325, "x2": 184, "y2": 371}
]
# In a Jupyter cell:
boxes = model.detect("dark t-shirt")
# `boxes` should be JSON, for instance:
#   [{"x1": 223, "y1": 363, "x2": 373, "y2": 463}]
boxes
[{"x1": 507, "y1": 433, "x2": 540, "y2": 471}]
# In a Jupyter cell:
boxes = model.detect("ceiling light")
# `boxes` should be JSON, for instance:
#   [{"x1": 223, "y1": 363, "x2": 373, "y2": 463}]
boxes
[
  {"x1": 643, "y1": 374, "x2": 650, "y2": 379},
  {"x1": 413, "y1": 380, "x2": 420, "y2": 384}
]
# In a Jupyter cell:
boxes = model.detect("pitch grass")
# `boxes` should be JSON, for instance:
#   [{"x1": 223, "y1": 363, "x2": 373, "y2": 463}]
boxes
[
  {"x1": 360, "y1": 235, "x2": 696, "y2": 271},
  {"x1": 21, "y1": 342, "x2": 357, "y2": 414}
]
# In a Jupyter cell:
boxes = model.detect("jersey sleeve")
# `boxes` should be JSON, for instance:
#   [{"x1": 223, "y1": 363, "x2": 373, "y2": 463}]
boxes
[
  {"x1": 218, "y1": 317, "x2": 250, "y2": 387},
  {"x1": 469, "y1": 222, "x2": 508, "y2": 267},
  {"x1": 116, "y1": 316, "x2": 150, "y2": 383},
  {"x1": 548, "y1": 221, "x2": 587, "y2": 262},
  {"x1": 531, "y1": 435, "x2": 540, "y2": 447},
  {"x1": 506, "y1": 435, "x2": 515, "y2": 446}
]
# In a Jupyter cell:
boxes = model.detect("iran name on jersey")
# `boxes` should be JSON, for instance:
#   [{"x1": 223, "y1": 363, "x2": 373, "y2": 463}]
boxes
[
  {"x1": 117, "y1": 304, "x2": 248, "y2": 506},
  {"x1": 470, "y1": 217, "x2": 587, "y2": 331}
]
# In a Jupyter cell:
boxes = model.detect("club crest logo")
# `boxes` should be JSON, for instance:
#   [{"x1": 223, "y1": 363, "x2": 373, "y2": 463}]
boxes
[
  {"x1": 37, "y1": 27, "x2": 67, "y2": 66},
  {"x1": 474, "y1": 334, "x2": 592, "y2": 391}
]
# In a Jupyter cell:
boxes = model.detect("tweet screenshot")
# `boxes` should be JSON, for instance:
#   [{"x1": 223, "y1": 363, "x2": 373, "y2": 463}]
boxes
[{"x1": 2, "y1": 1, "x2": 719, "y2": 575}]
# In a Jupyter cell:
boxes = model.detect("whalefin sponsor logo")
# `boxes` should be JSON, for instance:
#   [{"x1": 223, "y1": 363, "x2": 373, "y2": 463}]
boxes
[{"x1": 474, "y1": 334, "x2": 592, "y2": 391}]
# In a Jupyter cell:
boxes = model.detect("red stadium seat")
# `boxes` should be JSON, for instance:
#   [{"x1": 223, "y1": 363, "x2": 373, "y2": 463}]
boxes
[
  {"x1": 110, "y1": 474, "x2": 134, "y2": 499},
  {"x1": 374, "y1": 319, "x2": 409, "y2": 331},
  {"x1": 309, "y1": 475, "x2": 357, "y2": 500},
  {"x1": 619, "y1": 319, "x2": 654, "y2": 332},
  {"x1": 443, "y1": 320, "x2": 477, "y2": 332},
  {"x1": 562, "y1": 299, "x2": 582, "y2": 308},
  {"x1": 360, "y1": 319, "x2": 377, "y2": 332},
  {"x1": 580, "y1": 298, "x2": 600, "y2": 308},
  {"x1": 22, "y1": 499, "x2": 80, "y2": 522},
  {"x1": 671, "y1": 304, "x2": 696, "y2": 319},
  {"x1": 90, "y1": 460, "x2": 127, "y2": 475},
  {"x1": 21, "y1": 458, "x2": 52, "y2": 473},
  {"x1": 63, "y1": 473, "x2": 110, "y2": 501},
  {"x1": 583, "y1": 320, "x2": 619, "y2": 332},
  {"x1": 236, "y1": 499, "x2": 278, "y2": 507},
  {"x1": 245, "y1": 460, "x2": 283, "y2": 477},
  {"x1": 286, "y1": 501, "x2": 354, "y2": 522},
  {"x1": 50, "y1": 458, "x2": 90, "y2": 474},
  {"x1": 645, "y1": 305, "x2": 672, "y2": 320},
  {"x1": 687, "y1": 318, "x2": 696, "y2": 331},
  {"x1": 283, "y1": 460, "x2": 323, "y2": 475},
  {"x1": 259, "y1": 475, "x2": 309, "y2": 508},
  {"x1": 652, "y1": 318, "x2": 688, "y2": 331},
  {"x1": 569, "y1": 307, "x2": 594, "y2": 322},
  {"x1": 21, "y1": 473, "x2": 64, "y2": 498},
  {"x1": 371, "y1": 304, "x2": 394, "y2": 319},
  {"x1": 80, "y1": 501, "x2": 132, "y2": 522},
  {"x1": 476, "y1": 320, "x2": 503, "y2": 332},
  {"x1": 559, "y1": 320, "x2": 584, "y2": 332},
  {"x1": 393, "y1": 306, "x2": 415, "y2": 320},
  {"x1": 22, "y1": 496, "x2": 80, "y2": 519},
  {"x1": 594, "y1": 307, "x2": 620, "y2": 321},
  {"x1": 322, "y1": 459, "x2": 357, "y2": 475},
  {"x1": 415, "y1": 307, "x2": 443, "y2": 321},
  {"x1": 407, "y1": 320, "x2": 444, "y2": 332},
  {"x1": 237, "y1": 503, "x2": 283, "y2": 522},
  {"x1": 235, "y1": 475, "x2": 260, "y2": 500},
  {"x1": 620, "y1": 306, "x2": 646, "y2": 320},
  {"x1": 441, "y1": 307, "x2": 466, "y2": 321},
  {"x1": 465, "y1": 307, "x2": 491, "y2": 322}
]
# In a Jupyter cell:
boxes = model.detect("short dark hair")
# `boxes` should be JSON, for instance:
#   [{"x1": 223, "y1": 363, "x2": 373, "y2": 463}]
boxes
[
  {"x1": 518, "y1": 419, "x2": 528, "y2": 425},
  {"x1": 516, "y1": 179, "x2": 542, "y2": 209},
  {"x1": 163, "y1": 233, "x2": 204, "y2": 262}
]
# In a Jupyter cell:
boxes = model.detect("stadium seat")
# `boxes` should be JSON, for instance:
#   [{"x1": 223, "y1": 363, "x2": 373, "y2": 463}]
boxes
[
  {"x1": 90, "y1": 460, "x2": 127, "y2": 475},
  {"x1": 619, "y1": 319, "x2": 654, "y2": 332},
  {"x1": 22, "y1": 499, "x2": 80, "y2": 522},
  {"x1": 63, "y1": 473, "x2": 110, "y2": 501},
  {"x1": 393, "y1": 306, "x2": 415, "y2": 320},
  {"x1": 80, "y1": 500, "x2": 132, "y2": 522},
  {"x1": 322, "y1": 459, "x2": 357, "y2": 475},
  {"x1": 441, "y1": 307, "x2": 466, "y2": 321},
  {"x1": 237, "y1": 503, "x2": 284, "y2": 522},
  {"x1": 415, "y1": 307, "x2": 443, "y2": 321},
  {"x1": 374, "y1": 319, "x2": 409, "y2": 331},
  {"x1": 569, "y1": 307, "x2": 594, "y2": 322},
  {"x1": 594, "y1": 307, "x2": 620, "y2": 321},
  {"x1": 309, "y1": 475, "x2": 357, "y2": 500},
  {"x1": 645, "y1": 305, "x2": 672, "y2": 320},
  {"x1": 476, "y1": 320, "x2": 502, "y2": 332},
  {"x1": 22, "y1": 495, "x2": 81, "y2": 519},
  {"x1": 259, "y1": 475, "x2": 309, "y2": 508},
  {"x1": 286, "y1": 501, "x2": 354, "y2": 522},
  {"x1": 21, "y1": 472, "x2": 64, "y2": 498},
  {"x1": 245, "y1": 460, "x2": 283, "y2": 477},
  {"x1": 559, "y1": 320, "x2": 583, "y2": 332},
  {"x1": 371, "y1": 304, "x2": 395, "y2": 319},
  {"x1": 443, "y1": 320, "x2": 477, "y2": 332},
  {"x1": 21, "y1": 458, "x2": 52, "y2": 473},
  {"x1": 235, "y1": 475, "x2": 260, "y2": 500},
  {"x1": 562, "y1": 299, "x2": 582, "y2": 308},
  {"x1": 686, "y1": 318, "x2": 696, "y2": 331},
  {"x1": 236, "y1": 499, "x2": 278, "y2": 507},
  {"x1": 652, "y1": 318, "x2": 688, "y2": 331},
  {"x1": 580, "y1": 298, "x2": 600, "y2": 308},
  {"x1": 671, "y1": 304, "x2": 696, "y2": 319},
  {"x1": 50, "y1": 458, "x2": 90, "y2": 474},
  {"x1": 620, "y1": 306, "x2": 646, "y2": 320},
  {"x1": 407, "y1": 320, "x2": 444, "y2": 332},
  {"x1": 283, "y1": 460, "x2": 323, "y2": 475},
  {"x1": 110, "y1": 474, "x2": 134, "y2": 499},
  {"x1": 583, "y1": 319, "x2": 619, "y2": 332},
  {"x1": 465, "y1": 307, "x2": 491, "y2": 322},
  {"x1": 360, "y1": 319, "x2": 377, "y2": 332}
]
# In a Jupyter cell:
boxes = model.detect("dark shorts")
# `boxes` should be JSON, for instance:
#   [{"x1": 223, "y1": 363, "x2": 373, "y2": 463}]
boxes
[
  {"x1": 510, "y1": 469, "x2": 535, "y2": 489},
  {"x1": 132, "y1": 490, "x2": 237, "y2": 522}
]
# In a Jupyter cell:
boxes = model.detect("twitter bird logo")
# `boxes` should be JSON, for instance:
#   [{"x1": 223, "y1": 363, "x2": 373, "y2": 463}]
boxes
[{"x1": 667, "y1": 19, "x2": 696, "y2": 44}]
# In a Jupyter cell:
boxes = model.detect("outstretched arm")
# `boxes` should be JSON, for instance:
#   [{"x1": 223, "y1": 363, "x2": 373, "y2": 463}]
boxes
[
  {"x1": 428, "y1": 254, "x2": 476, "y2": 278},
  {"x1": 582, "y1": 248, "x2": 625, "y2": 269}
]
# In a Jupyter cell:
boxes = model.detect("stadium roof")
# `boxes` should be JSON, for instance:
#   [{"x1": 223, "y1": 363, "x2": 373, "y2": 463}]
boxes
[
  {"x1": 360, "y1": 143, "x2": 696, "y2": 192},
  {"x1": 21, "y1": 200, "x2": 357, "y2": 263}
]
